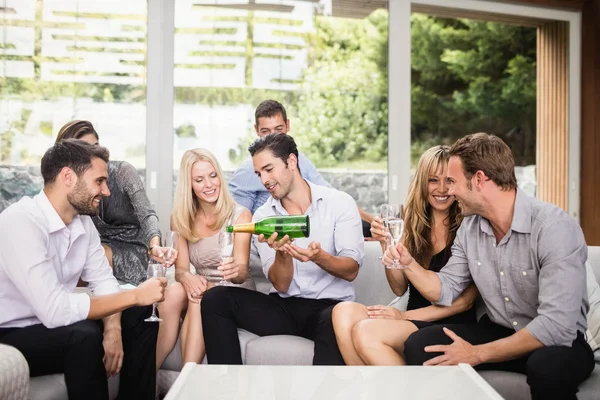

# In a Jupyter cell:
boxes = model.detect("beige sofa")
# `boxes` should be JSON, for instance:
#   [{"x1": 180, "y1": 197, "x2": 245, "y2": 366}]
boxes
[{"x1": 3, "y1": 242, "x2": 599, "y2": 399}]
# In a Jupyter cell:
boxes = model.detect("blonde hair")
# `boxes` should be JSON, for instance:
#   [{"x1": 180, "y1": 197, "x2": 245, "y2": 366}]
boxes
[
  {"x1": 172, "y1": 148, "x2": 235, "y2": 242},
  {"x1": 403, "y1": 145, "x2": 462, "y2": 267}
]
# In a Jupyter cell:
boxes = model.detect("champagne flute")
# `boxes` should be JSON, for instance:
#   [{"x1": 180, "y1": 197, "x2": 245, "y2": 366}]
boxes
[
  {"x1": 386, "y1": 204, "x2": 405, "y2": 269},
  {"x1": 144, "y1": 260, "x2": 166, "y2": 322},
  {"x1": 378, "y1": 204, "x2": 391, "y2": 260},
  {"x1": 163, "y1": 231, "x2": 177, "y2": 266},
  {"x1": 218, "y1": 230, "x2": 234, "y2": 286}
]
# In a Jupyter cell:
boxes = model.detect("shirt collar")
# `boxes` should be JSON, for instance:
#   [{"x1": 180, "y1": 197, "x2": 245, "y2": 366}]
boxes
[
  {"x1": 269, "y1": 179, "x2": 325, "y2": 215},
  {"x1": 35, "y1": 190, "x2": 86, "y2": 237},
  {"x1": 510, "y1": 188, "x2": 532, "y2": 234},
  {"x1": 479, "y1": 188, "x2": 532, "y2": 236}
]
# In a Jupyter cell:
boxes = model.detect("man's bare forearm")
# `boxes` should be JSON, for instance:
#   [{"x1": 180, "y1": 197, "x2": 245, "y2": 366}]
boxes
[
  {"x1": 403, "y1": 259, "x2": 443, "y2": 302},
  {"x1": 404, "y1": 284, "x2": 477, "y2": 322},
  {"x1": 88, "y1": 291, "x2": 139, "y2": 320},
  {"x1": 268, "y1": 251, "x2": 294, "y2": 292},
  {"x1": 476, "y1": 328, "x2": 544, "y2": 364},
  {"x1": 313, "y1": 251, "x2": 359, "y2": 281},
  {"x1": 102, "y1": 312, "x2": 122, "y2": 331}
]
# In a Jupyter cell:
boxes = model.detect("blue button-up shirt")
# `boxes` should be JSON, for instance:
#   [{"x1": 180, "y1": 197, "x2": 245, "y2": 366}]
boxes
[
  {"x1": 253, "y1": 181, "x2": 365, "y2": 301},
  {"x1": 229, "y1": 153, "x2": 331, "y2": 215}
]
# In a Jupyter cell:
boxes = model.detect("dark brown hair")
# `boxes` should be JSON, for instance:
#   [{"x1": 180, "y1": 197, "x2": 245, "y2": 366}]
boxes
[
  {"x1": 55, "y1": 120, "x2": 99, "y2": 143},
  {"x1": 449, "y1": 132, "x2": 517, "y2": 191},
  {"x1": 248, "y1": 133, "x2": 301, "y2": 175},
  {"x1": 255, "y1": 100, "x2": 287, "y2": 125},
  {"x1": 41, "y1": 139, "x2": 109, "y2": 185}
]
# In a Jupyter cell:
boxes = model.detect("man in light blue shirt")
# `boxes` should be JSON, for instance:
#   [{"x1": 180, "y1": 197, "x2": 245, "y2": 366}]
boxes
[
  {"x1": 229, "y1": 100, "x2": 374, "y2": 233},
  {"x1": 202, "y1": 133, "x2": 365, "y2": 365}
]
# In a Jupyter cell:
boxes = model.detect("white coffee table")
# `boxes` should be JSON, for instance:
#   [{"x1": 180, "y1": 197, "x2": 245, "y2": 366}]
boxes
[{"x1": 165, "y1": 363, "x2": 504, "y2": 400}]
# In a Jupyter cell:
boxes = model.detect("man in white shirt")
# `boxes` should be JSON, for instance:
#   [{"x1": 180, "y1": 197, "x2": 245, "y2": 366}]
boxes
[
  {"x1": 0, "y1": 140, "x2": 167, "y2": 400},
  {"x1": 228, "y1": 99, "x2": 374, "y2": 234},
  {"x1": 202, "y1": 133, "x2": 365, "y2": 364}
]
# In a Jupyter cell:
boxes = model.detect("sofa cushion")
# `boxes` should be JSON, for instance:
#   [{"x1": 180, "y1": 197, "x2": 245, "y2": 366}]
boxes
[
  {"x1": 480, "y1": 370, "x2": 530, "y2": 400},
  {"x1": 245, "y1": 335, "x2": 314, "y2": 365},
  {"x1": 0, "y1": 344, "x2": 29, "y2": 400},
  {"x1": 480, "y1": 366, "x2": 598, "y2": 400},
  {"x1": 585, "y1": 261, "x2": 600, "y2": 352},
  {"x1": 588, "y1": 247, "x2": 600, "y2": 283},
  {"x1": 578, "y1": 365, "x2": 600, "y2": 399},
  {"x1": 29, "y1": 374, "x2": 119, "y2": 400},
  {"x1": 161, "y1": 328, "x2": 259, "y2": 371},
  {"x1": 353, "y1": 241, "x2": 397, "y2": 306}
]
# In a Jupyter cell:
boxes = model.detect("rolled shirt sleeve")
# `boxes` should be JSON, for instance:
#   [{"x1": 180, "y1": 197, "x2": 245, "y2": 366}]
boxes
[
  {"x1": 333, "y1": 192, "x2": 365, "y2": 266},
  {"x1": 525, "y1": 219, "x2": 588, "y2": 347},
  {"x1": 0, "y1": 212, "x2": 91, "y2": 328},
  {"x1": 435, "y1": 227, "x2": 473, "y2": 306},
  {"x1": 81, "y1": 218, "x2": 121, "y2": 296}
]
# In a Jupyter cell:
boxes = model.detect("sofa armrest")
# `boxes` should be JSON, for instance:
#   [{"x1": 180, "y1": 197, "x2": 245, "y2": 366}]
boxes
[{"x1": 0, "y1": 344, "x2": 29, "y2": 400}]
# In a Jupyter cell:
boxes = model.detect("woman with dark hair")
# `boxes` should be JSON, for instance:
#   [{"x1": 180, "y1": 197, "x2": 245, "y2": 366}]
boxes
[
  {"x1": 332, "y1": 145, "x2": 477, "y2": 365},
  {"x1": 56, "y1": 120, "x2": 175, "y2": 285}
]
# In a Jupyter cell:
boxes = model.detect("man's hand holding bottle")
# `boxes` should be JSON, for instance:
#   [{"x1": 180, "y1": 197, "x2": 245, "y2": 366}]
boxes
[
  {"x1": 258, "y1": 232, "x2": 322, "y2": 263},
  {"x1": 257, "y1": 232, "x2": 293, "y2": 251}
]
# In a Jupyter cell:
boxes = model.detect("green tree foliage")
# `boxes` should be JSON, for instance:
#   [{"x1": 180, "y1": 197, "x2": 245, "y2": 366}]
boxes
[
  {"x1": 291, "y1": 13, "x2": 536, "y2": 167},
  {"x1": 411, "y1": 15, "x2": 536, "y2": 165},
  {"x1": 1, "y1": 9, "x2": 537, "y2": 168},
  {"x1": 290, "y1": 11, "x2": 389, "y2": 167}
]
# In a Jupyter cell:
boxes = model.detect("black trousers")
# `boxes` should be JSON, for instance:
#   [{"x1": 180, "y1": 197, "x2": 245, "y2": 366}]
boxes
[
  {"x1": 0, "y1": 306, "x2": 158, "y2": 400},
  {"x1": 201, "y1": 286, "x2": 344, "y2": 364},
  {"x1": 403, "y1": 315, "x2": 595, "y2": 400}
]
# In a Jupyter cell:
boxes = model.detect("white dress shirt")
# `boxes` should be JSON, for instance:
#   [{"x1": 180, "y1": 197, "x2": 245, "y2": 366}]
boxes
[
  {"x1": 0, "y1": 191, "x2": 120, "y2": 329},
  {"x1": 229, "y1": 153, "x2": 332, "y2": 214},
  {"x1": 254, "y1": 181, "x2": 365, "y2": 301}
]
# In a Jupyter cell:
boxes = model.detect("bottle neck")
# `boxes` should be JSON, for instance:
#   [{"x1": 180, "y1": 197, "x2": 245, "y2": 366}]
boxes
[{"x1": 230, "y1": 222, "x2": 256, "y2": 233}]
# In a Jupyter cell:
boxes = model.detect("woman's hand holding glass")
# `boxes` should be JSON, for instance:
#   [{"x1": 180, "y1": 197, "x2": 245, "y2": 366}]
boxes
[
  {"x1": 370, "y1": 217, "x2": 388, "y2": 245},
  {"x1": 382, "y1": 241, "x2": 414, "y2": 269},
  {"x1": 150, "y1": 231, "x2": 179, "y2": 266},
  {"x1": 218, "y1": 257, "x2": 239, "y2": 282},
  {"x1": 179, "y1": 272, "x2": 208, "y2": 303},
  {"x1": 150, "y1": 246, "x2": 178, "y2": 266}
]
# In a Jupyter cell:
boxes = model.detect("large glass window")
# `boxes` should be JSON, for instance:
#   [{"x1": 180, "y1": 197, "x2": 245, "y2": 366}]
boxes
[
  {"x1": 172, "y1": 0, "x2": 389, "y2": 216},
  {"x1": 0, "y1": 0, "x2": 147, "y2": 212},
  {"x1": 410, "y1": 14, "x2": 537, "y2": 196}
]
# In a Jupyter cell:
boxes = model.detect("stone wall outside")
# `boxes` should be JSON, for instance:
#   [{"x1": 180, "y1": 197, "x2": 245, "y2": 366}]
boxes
[{"x1": 0, "y1": 165, "x2": 536, "y2": 215}]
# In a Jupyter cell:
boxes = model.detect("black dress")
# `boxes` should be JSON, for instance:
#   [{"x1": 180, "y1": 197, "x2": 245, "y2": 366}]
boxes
[{"x1": 407, "y1": 245, "x2": 476, "y2": 327}]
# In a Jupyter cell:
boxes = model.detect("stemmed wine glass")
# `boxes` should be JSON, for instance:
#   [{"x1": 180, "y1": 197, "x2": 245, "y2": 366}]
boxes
[
  {"x1": 385, "y1": 204, "x2": 405, "y2": 269},
  {"x1": 378, "y1": 204, "x2": 392, "y2": 260},
  {"x1": 144, "y1": 260, "x2": 166, "y2": 322},
  {"x1": 218, "y1": 230, "x2": 234, "y2": 286},
  {"x1": 163, "y1": 231, "x2": 177, "y2": 266}
]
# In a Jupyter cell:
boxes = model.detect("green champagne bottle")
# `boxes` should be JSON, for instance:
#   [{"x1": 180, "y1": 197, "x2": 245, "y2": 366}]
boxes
[{"x1": 226, "y1": 215, "x2": 310, "y2": 239}]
